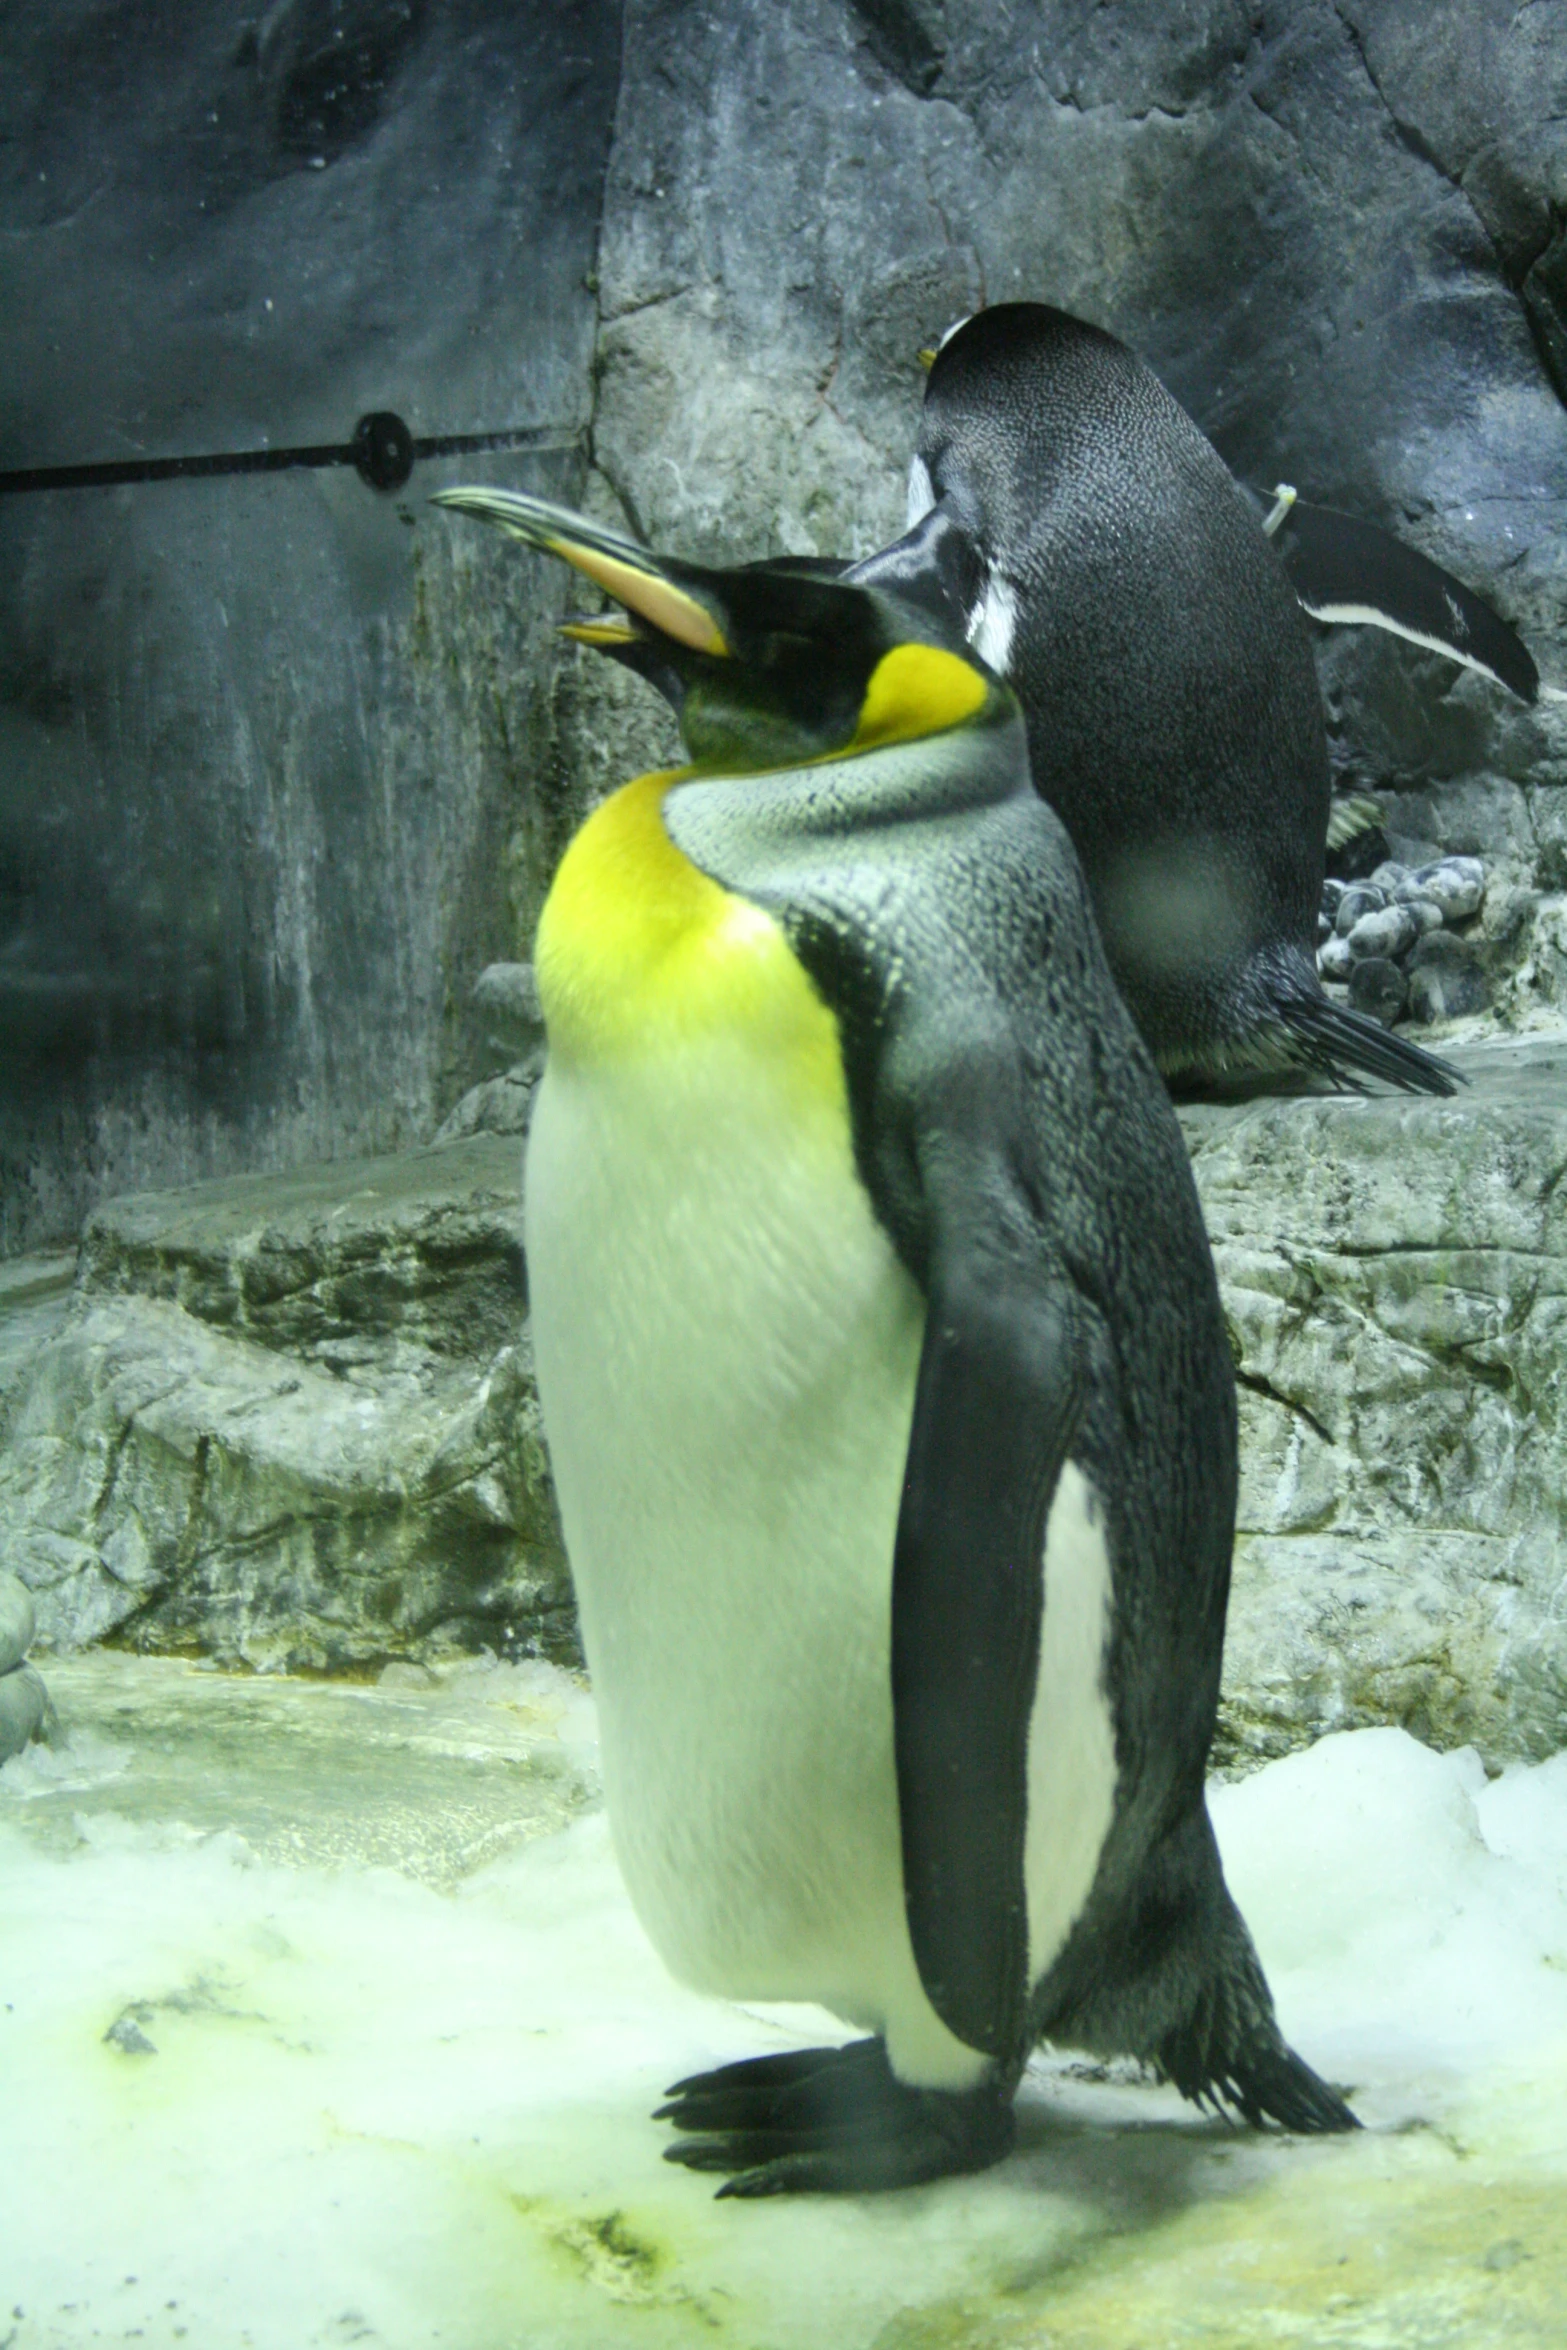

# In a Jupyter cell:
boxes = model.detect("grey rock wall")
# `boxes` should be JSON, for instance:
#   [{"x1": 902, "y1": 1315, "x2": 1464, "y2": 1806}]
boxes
[
  {"x1": 0, "y1": 1138, "x2": 572, "y2": 1670},
  {"x1": 0, "y1": 0, "x2": 622, "y2": 1256},
  {"x1": 577, "y1": 0, "x2": 1567, "y2": 1014},
  {"x1": 9, "y1": 0, "x2": 1567, "y2": 1264},
  {"x1": 1184, "y1": 1039, "x2": 1567, "y2": 1769}
]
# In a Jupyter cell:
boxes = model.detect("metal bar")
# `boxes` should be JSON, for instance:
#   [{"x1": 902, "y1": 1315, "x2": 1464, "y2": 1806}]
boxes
[{"x1": 0, "y1": 419, "x2": 583, "y2": 498}]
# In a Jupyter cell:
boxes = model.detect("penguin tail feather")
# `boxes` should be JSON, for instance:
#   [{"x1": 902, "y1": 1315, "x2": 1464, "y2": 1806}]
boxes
[
  {"x1": 1156, "y1": 1986, "x2": 1359, "y2": 2134},
  {"x1": 1275, "y1": 989, "x2": 1461, "y2": 1097},
  {"x1": 1153, "y1": 1908, "x2": 1360, "y2": 2135},
  {"x1": 1326, "y1": 791, "x2": 1385, "y2": 852}
]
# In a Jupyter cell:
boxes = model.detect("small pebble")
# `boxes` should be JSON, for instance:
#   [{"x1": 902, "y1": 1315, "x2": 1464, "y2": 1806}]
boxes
[
  {"x1": 1348, "y1": 956, "x2": 1409, "y2": 1025},
  {"x1": 1369, "y1": 861, "x2": 1409, "y2": 891},
  {"x1": 1335, "y1": 882, "x2": 1387, "y2": 936},
  {"x1": 0, "y1": 1572, "x2": 35, "y2": 1677},
  {"x1": 1409, "y1": 858, "x2": 1485, "y2": 922},
  {"x1": 1401, "y1": 896, "x2": 1446, "y2": 937},
  {"x1": 378, "y1": 1660, "x2": 438, "y2": 1691},
  {"x1": 0, "y1": 1664, "x2": 46, "y2": 1763},
  {"x1": 1320, "y1": 877, "x2": 1347, "y2": 914},
  {"x1": 1347, "y1": 903, "x2": 1420, "y2": 962},
  {"x1": 1406, "y1": 931, "x2": 1488, "y2": 1022},
  {"x1": 1318, "y1": 934, "x2": 1355, "y2": 983}
]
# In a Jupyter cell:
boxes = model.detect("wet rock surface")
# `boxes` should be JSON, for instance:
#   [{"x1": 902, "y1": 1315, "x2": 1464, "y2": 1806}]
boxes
[
  {"x1": 0, "y1": 1135, "x2": 572, "y2": 1672},
  {"x1": 0, "y1": 1, "x2": 623, "y2": 1258}
]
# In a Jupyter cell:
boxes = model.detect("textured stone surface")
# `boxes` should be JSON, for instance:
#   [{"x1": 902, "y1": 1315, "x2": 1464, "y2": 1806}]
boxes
[
  {"x1": 0, "y1": 1136, "x2": 571, "y2": 1671},
  {"x1": 0, "y1": 0, "x2": 622, "y2": 1255},
  {"x1": 575, "y1": 0, "x2": 1567, "y2": 1022},
  {"x1": 1180, "y1": 1039, "x2": 1567, "y2": 1770},
  {"x1": 0, "y1": 1570, "x2": 36, "y2": 1675},
  {"x1": 0, "y1": 1662, "x2": 46, "y2": 1759},
  {"x1": 3, "y1": 1039, "x2": 1567, "y2": 1766}
]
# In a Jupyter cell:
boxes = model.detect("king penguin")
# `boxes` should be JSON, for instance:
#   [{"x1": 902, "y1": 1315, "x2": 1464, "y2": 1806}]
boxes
[
  {"x1": 848, "y1": 302, "x2": 1493, "y2": 1097},
  {"x1": 436, "y1": 484, "x2": 1357, "y2": 2195}
]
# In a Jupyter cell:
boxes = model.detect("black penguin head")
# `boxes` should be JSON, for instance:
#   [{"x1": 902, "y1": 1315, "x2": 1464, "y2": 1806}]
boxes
[
  {"x1": 911, "y1": 303, "x2": 1145, "y2": 540},
  {"x1": 432, "y1": 487, "x2": 1008, "y2": 773}
]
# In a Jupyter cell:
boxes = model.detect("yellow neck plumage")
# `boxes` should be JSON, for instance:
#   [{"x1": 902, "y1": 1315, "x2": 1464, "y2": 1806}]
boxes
[{"x1": 532, "y1": 644, "x2": 990, "y2": 1077}]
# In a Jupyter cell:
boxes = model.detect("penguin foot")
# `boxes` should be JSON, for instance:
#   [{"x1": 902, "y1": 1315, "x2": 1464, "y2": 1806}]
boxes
[{"x1": 656, "y1": 2038, "x2": 1016, "y2": 2197}]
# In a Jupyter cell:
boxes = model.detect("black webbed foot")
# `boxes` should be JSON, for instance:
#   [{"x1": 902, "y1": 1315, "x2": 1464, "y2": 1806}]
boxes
[{"x1": 657, "y1": 2037, "x2": 1015, "y2": 2197}]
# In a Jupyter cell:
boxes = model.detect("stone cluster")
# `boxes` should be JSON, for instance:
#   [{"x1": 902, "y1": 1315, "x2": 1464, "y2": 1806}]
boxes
[
  {"x1": 0, "y1": 1568, "x2": 46, "y2": 1761},
  {"x1": 1317, "y1": 858, "x2": 1489, "y2": 1029},
  {"x1": 435, "y1": 964, "x2": 548, "y2": 1144}
]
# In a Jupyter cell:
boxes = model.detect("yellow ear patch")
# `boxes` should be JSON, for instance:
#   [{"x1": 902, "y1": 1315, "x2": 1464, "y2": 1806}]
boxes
[{"x1": 849, "y1": 644, "x2": 989, "y2": 752}]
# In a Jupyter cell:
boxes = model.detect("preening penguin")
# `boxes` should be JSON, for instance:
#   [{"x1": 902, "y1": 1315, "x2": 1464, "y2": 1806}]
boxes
[
  {"x1": 850, "y1": 303, "x2": 1474, "y2": 1097},
  {"x1": 438, "y1": 484, "x2": 1357, "y2": 2194}
]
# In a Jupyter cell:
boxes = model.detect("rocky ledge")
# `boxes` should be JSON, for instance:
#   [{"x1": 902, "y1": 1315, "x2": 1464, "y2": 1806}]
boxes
[
  {"x1": 0, "y1": 1138, "x2": 572, "y2": 1673},
  {"x1": 1182, "y1": 1037, "x2": 1567, "y2": 1770},
  {"x1": 2, "y1": 1038, "x2": 1565, "y2": 1766}
]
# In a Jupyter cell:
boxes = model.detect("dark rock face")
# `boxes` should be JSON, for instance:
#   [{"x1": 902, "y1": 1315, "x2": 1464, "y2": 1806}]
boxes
[
  {"x1": 583, "y1": 0, "x2": 1567, "y2": 1024},
  {"x1": 0, "y1": 0, "x2": 622, "y2": 1255},
  {"x1": 8, "y1": 0, "x2": 1567, "y2": 1265}
]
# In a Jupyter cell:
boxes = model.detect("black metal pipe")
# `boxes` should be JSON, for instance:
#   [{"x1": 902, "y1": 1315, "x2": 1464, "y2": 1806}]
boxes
[{"x1": 0, "y1": 413, "x2": 582, "y2": 498}]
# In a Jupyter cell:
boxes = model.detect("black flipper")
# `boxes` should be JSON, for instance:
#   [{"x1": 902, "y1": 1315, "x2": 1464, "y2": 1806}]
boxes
[
  {"x1": 1267, "y1": 494, "x2": 1538, "y2": 704},
  {"x1": 658, "y1": 2040, "x2": 1016, "y2": 2197},
  {"x1": 892, "y1": 1159, "x2": 1086, "y2": 2061}
]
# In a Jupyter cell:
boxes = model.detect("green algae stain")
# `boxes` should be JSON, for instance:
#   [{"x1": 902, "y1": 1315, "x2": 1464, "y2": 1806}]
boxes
[{"x1": 512, "y1": 2194, "x2": 726, "y2": 2327}]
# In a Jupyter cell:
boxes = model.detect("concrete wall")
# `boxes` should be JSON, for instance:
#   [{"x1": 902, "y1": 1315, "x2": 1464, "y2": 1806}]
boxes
[{"x1": 0, "y1": 0, "x2": 622, "y2": 1252}]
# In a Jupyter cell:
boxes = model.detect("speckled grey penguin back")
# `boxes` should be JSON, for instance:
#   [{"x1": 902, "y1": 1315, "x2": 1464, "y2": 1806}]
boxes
[{"x1": 876, "y1": 303, "x2": 1454, "y2": 1095}]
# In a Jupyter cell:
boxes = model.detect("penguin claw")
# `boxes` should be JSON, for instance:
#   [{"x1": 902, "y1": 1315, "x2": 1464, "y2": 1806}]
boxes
[
  {"x1": 663, "y1": 2039, "x2": 879, "y2": 2100},
  {"x1": 655, "y1": 2040, "x2": 1016, "y2": 2197}
]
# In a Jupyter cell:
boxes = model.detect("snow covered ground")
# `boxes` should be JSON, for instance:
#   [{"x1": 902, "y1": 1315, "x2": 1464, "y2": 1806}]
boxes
[{"x1": 2, "y1": 1655, "x2": 1565, "y2": 2349}]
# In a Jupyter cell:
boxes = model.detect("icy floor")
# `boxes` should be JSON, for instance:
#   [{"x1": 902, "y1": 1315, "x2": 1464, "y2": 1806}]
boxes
[{"x1": 3, "y1": 1658, "x2": 1566, "y2": 2350}]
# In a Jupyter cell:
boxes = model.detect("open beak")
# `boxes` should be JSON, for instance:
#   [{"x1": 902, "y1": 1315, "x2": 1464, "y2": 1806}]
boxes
[
  {"x1": 559, "y1": 616, "x2": 642, "y2": 648},
  {"x1": 431, "y1": 487, "x2": 730, "y2": 657}
]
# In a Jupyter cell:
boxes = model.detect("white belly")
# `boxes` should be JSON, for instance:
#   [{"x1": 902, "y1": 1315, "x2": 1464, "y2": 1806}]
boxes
[{"x1": 526, "y1": 1031, "x2": 1003, "y2": 2086}]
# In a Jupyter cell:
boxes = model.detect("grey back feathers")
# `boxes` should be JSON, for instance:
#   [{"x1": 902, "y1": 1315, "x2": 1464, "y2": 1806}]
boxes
[{"x1": 851, "y1": 304, "x2": 1461, "y2": 1097}]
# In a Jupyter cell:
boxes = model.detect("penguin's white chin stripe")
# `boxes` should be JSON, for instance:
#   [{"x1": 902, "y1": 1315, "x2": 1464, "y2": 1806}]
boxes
[{"x1": 967, "y1": 574, "x2": 1019, "y2": 673}]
